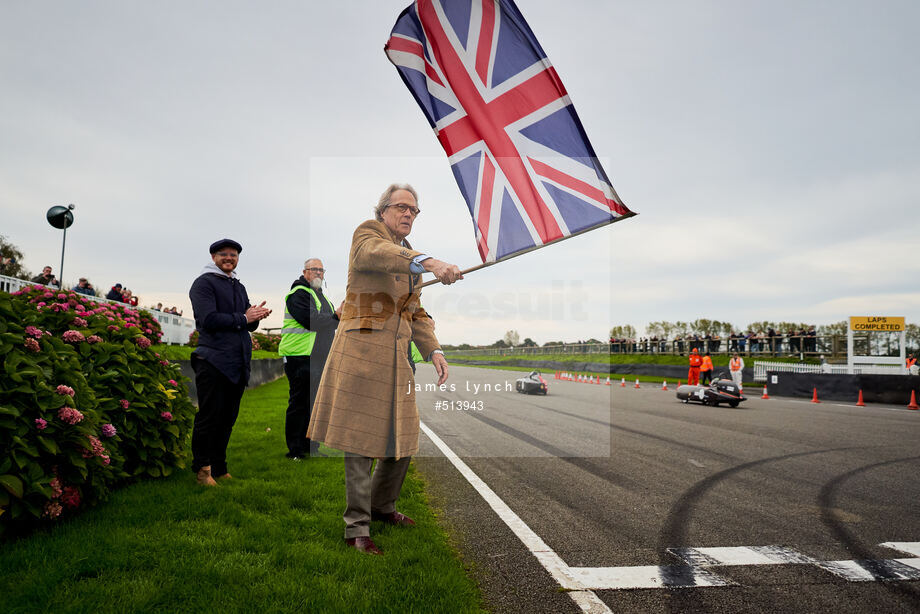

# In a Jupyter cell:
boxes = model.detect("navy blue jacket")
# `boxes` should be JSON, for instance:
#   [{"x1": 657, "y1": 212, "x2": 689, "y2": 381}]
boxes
[{"x1": 189, "y1": 269, "x2": 258, "y2": 385}]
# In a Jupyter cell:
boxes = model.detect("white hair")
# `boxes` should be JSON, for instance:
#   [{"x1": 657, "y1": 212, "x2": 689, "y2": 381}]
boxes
[{"x1": 374, "y1": 183, "x2": 418, "y2": 221}]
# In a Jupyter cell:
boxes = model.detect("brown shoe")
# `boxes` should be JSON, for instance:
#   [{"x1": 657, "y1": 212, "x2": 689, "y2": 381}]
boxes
[
  {"x1": 345, "y1": 536, "x2": 382, "y2": 555},
  {"x1": 196, "y1": 466, "x2": 218, "y2": 486},
  {"x1": 371, "y1": 510, "x2": 416, "y2": 526}
]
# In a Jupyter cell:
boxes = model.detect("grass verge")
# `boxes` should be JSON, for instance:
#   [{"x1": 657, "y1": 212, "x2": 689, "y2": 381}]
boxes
[
  {"x1": 0, "y1": 378, "x2": 483, "y2": 614},
  {"x1": 152, "y1": 344, "x2": 279, "y2": 361}
]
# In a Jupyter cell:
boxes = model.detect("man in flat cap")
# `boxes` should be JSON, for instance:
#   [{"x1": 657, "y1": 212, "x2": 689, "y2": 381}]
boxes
[{"x1": 189, "y1": 238, "x2": 271, "y2": 486}]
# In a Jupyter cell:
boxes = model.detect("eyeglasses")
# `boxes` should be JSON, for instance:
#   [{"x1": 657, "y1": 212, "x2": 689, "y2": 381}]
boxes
[
  {"x1": 306, "y1": 268, "x2": 326, "y2": 274},
  {"x1": 215, "y1": 251, "x2": 239, "y2": 258},
  {"x1": 386, "y1": 203, "x2": 421, "y2": 216}
]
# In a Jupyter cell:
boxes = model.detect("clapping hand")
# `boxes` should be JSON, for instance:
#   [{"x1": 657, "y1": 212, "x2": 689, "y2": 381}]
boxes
[{"x1": 245, "y1": 301, "x2": 272, "y2": 323}]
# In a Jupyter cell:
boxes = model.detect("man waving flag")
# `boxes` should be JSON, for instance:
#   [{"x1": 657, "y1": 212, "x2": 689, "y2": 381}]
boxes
[{"x1": 385, "y1": 0, "x2": 634, "y2": 265}]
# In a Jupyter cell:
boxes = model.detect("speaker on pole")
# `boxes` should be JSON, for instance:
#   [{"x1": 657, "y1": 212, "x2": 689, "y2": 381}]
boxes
[{"x1": 46, "y1": 204, "x2": 75, "y2": 287}]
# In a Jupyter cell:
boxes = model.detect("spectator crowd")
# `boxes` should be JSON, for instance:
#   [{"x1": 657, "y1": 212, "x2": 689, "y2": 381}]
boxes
[{"x1": 610, "y1": 327, "x2": 820, "y2": 356}]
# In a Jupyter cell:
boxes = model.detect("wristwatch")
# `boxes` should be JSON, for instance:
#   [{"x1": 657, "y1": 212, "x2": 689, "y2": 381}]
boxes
[{"x1": 429, "y1": 349, "x2": 445, "y2": 360}]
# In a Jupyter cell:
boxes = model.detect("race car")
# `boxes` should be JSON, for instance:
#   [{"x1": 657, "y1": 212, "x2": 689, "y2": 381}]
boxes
[
  {"x1": 676, "y1": 373, "x2": 746, "y2": 407},
  {"x1": 515, "y1": 371, "x2": 549, "y2": 395}
]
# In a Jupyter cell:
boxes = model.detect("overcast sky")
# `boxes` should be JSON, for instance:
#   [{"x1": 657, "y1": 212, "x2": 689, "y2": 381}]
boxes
[{"x1": 2, "y1": 1, "x2": 918, "y2": 345}]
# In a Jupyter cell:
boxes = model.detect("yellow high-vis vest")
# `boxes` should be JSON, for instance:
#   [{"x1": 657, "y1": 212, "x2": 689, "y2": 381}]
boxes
[{"x1": 278, "y1": 285, "x2": 335, "y2": 357}]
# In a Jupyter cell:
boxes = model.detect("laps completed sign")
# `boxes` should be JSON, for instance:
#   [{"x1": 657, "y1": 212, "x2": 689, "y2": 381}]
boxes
[{"x1": 849, "y1": 316, "x2": 905, "y2": 331}]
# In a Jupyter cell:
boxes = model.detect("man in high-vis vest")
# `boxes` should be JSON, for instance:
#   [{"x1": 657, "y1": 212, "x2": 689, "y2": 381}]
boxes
[
  {"x1": 729, "y1": 352, "x2": 745, "y2": 390},
  {"x1": 907, "y1": 353, "x2": 918, "y2": 375},
  {"x1": 700, "y1": 352, "x2": 714, "y2": 385},
  {"x1": 279, "y1": 259, "x2": 341, "y2": 459}
]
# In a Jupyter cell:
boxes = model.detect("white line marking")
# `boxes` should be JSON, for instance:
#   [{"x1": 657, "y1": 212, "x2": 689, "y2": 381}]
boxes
[
  {"x1": 881, "y1": 542, "x2": 920, "y2": 557},
  {"x1": 419, "y1": 421, "x2": 612, "y2": 613},
  {"x1": 782, "y1": 399, "x2": 916, "y2": 412},
  {"x1": 569, "y1": 565, "x2": 733, "y2": 590},
  {"x1": 688, "y1": 459, "x2": 705, "y2": 468},
  {"x1": 816, "y1": 558, "x2": 920, "y2": 581},
  {"x1": 670, "y1": 546, "x2": 814, "y2": 566}
]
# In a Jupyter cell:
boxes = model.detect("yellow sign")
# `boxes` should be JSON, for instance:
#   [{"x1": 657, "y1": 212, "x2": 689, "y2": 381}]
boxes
[{"x1": 849, "y1": 316, "x2": 905, "y2": 332}]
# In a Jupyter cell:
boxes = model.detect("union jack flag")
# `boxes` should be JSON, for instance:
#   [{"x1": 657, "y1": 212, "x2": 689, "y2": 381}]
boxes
[{"x1": 385, "y1": 0, "x2": 633, "y2": 263}]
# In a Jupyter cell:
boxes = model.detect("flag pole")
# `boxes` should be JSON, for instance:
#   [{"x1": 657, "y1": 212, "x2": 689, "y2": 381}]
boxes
[{"x1": 418, "y1": 211, "x2": 637, "y2": 288}]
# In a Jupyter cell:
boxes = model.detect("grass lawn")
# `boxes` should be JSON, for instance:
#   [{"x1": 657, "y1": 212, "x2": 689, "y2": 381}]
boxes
[
  {"x1": 152, "y1": 345, "x2": 279, "y2": 361},
  {"x1": 0, "y1": 378, "x2": 483, "y2": 614}
]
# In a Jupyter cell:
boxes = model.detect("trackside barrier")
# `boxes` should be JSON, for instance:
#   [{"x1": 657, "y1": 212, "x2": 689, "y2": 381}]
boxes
[{"x1": 753, "y1": 360, "x2": 904, "y2": 382}]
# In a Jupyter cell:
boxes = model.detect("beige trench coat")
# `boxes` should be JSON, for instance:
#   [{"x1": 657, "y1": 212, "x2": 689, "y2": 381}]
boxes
[{"x1": 306, "y1": 220, "x2": 439, "y2": 459}]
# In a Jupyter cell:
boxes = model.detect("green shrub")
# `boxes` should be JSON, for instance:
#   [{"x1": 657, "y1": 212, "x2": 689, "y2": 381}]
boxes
[
  {"x1": 186, "y1": 329, "x2": 199, "y2": 347},
  {"x1": 0, "y1": 286, "x2": 195, "y2": 537},
  {"x1": 251, "y1": 332, "x2": 280, "y2": 353}
]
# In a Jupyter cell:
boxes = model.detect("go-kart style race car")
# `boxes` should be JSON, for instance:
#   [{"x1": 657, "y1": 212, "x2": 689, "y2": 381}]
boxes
[
  {"x1": 515, "y1": 371, "x2": 549, "y2": 395},
  {"x1": 676, "y1": 373, "x2": 746, "y2": 407}
]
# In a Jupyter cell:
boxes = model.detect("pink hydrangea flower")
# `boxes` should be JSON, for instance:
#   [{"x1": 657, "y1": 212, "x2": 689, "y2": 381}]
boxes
[
  {"x1": 56, "y1": 384, "x2": 75, "y2": 397},
  {"x1": 36, "y1": 301, "x2": 46, "y2": 307},
  {"x1": 72, "y1": 317, "x2": 88, "y2": 327},
  {"x1": 25, "y1": 325, "x2": 43, "y2": 339},
  {"x1": 61, "y1": 487, "x2": 81, "y2": 509},
  {"x1": 57, "y1": 406, "x2": 84, "y2": 425},
  {"x1": 49, "y1": 477, "x2": 62, "y2": 499},
  {"x1": 62, "y1": 330, "x2": 85, "y2": 343},
  {"x1": 43, "y1": 292, "x2": 54, "y2": 299},
  {"x1": 160, "y1": 360, "x2": 169, "y2": 366},
  {"x1": 82, "y1": 435, "x2": 110, "y2": 464},
  {"x1": 56, "y1": 293, "x2": 67, "y2": 299},
  {"x1": 43, "y1": 501, "x2": 63, "y2": 519},
  {"x1": 168, "y1": 379, "x2": 178, "y2": 387},
  {"x1": 135, "y1": 336, "x2": 151, "y2": 349},
  {"x1": 101, "y1": 423, "x2": 117, "y2": 438},
  {"x1": 160, "y1": 411, "x2": 173, "y2": 421},
  {"x1": 74, "y1": 304, "x2": 85, "y2": 312},
  {"x1": 24, "y1": 338, "x2": 41, "y2": 352},
  {"x1": 35, "y1": 418, "x2": 48, "y2": 430},
  {"x1": 119, "y1": 399, "x2": 130, "y2": 409},
  {"x1": 87, "y1": 335, "x2": 103, "y2": 344}
]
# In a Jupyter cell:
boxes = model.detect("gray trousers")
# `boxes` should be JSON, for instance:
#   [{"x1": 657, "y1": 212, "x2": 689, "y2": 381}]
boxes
[{"x1": 343, "y1": 453, "x2": 411, "y2": 539}]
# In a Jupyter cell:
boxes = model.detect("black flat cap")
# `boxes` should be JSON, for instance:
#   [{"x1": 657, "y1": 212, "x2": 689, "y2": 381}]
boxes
[{"x1": 209, "y1": 238, "x2": 243, "y2": 254}]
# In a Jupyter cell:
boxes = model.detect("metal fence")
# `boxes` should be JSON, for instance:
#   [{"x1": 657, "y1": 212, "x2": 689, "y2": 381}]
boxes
[
  {"x1": 448, "y1": 337, "x2": 854, "y2": 359},
  {"x1": 1, "y1": 274, "x2": 195, "y2": 345},
  {"x1": 752, "y1": 360, "x2": 906, "y2": 382}
]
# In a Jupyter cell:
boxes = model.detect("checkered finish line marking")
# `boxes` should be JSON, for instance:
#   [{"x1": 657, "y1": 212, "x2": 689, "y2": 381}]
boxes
[{"x1": 568, "y1": 543, "x2": 920, "y2": 590}]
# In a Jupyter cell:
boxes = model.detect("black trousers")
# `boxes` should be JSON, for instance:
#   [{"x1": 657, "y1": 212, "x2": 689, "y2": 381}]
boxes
[
  {"x1": 191, "y1": 355, "x2": 246, "y2": 476},
  {"x1": 284, "y1": 356, "x2": 318, "y2": 457},
  {"x1": 700, "y1": 369, "x2": 712, "y2": 385}
]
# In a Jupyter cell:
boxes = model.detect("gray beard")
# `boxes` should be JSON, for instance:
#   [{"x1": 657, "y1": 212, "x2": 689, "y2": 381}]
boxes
[{"x1": 309, "y1": 277, "x2": 322, "y2": 290}]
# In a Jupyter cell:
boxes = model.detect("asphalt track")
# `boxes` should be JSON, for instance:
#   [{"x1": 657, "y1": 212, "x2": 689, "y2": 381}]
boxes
[{"x1": 412, "y1": 364, "x2": 920, "y2": 614}]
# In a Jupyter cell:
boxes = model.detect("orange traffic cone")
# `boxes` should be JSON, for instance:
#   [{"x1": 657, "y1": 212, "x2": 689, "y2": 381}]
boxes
[
  {"x1": 620, "y1": 378, "x2": 626, "y2": 388},
  {"x1": 661, "y1": 380, "x2": 668, "y2": 391},
  {"x1": 908, "y1": 390, "x2": 919, "y2": 410},
  {"x1": 761, "y1": 385, "x2": 770, "y2": 400},
  {"x1": 634, "y1": 379, "x2": 641, "y2": 389},
  {"x1": 856, "y1": 390, "x2": 865, "y2": 407},
  {"x1": 605, "y1": 377, "x2": 611, "y2": 386},
  {"x1": 677, "y1": 380, "x2": 682, "y2": 387},
  {"x1": 811, "y1": 388, "x2": 821, "y2": 403},
  {"x1": 596, "y1": 376, "x2": 601, "y2": 385}
]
